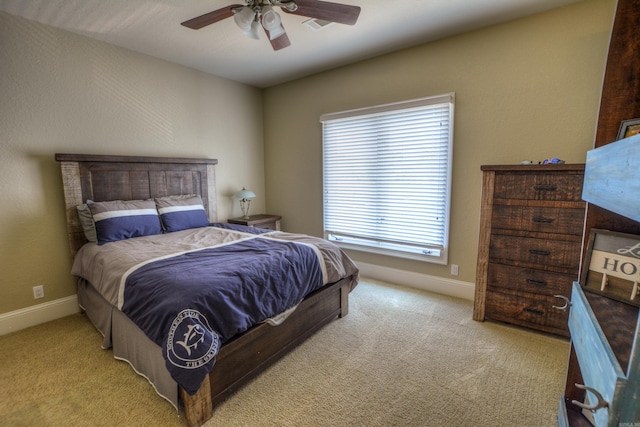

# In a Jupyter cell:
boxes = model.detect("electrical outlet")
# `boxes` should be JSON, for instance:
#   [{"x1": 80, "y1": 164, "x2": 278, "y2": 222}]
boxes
[
  {"x1": 33, "y1": 285, "x2": 44, "y2": 299},
  {"x1": 450, "y1": 264, "x2": 459, "y2": 276}
]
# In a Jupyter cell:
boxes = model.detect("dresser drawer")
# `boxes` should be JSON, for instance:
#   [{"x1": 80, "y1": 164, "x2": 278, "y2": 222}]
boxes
[
  {"x1": 487, "y1": 263, "x2": 574, "y2": 297},
  {"x1": 568, "y1": 283, "x2": 626, "y2": 427},
  {"x1": 485, "y1": 290, "x2": 569, "y2": 334},
  {"x1": 490, "y1": 235, "x2": 581, "y2": 271},
  {"x1": 491, "y1": 205, "x2": 584, "y2": 235},
  {"x1": 255, "y1": 221, "x2": 278, "y2": 230},
  {"x1": 494, "y1": 173, "x2": 583, "y2": 201}
]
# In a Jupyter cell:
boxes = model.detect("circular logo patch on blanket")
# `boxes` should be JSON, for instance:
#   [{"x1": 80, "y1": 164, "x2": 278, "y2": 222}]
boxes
[{"x1": 166, "y1": 309, "x2": 220, "y2": 369}]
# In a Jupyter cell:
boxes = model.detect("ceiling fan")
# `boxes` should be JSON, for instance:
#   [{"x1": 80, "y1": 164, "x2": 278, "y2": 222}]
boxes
[{"x1": 181, "y1": 0, "x2": 361, "y2": 51}]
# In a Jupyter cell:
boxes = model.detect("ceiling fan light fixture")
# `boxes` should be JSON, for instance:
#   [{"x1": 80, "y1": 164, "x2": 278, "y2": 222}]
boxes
[
  {"x1": 261, "y1": 6, "x2": 282, "y2": 31},
  {"x1": 245, "y1": 19, "x2": 261, "y2": 40},
  {"x1": 233, "y1": 6, "x2": 255, "y2": 31},
  {"x1": 261, "y1": 5, "x2": 285, "y2": 40},
  {"x1": 267, "y1": 23, "x2": 286, "y2": 40}
]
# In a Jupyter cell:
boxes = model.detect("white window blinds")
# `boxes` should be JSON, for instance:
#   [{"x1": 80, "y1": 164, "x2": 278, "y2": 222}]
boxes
[{"x1": 321, "y1": 93, "x2": 454, "y2": 264}]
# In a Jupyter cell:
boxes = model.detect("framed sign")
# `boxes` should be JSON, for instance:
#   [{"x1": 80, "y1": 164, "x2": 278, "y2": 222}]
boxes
[
  {"x1": 616, "y1": 117, "x2": 640, "y2": 140},
  {"x1": 581, "y1": 229, "x2": 640, "y2": 307}
]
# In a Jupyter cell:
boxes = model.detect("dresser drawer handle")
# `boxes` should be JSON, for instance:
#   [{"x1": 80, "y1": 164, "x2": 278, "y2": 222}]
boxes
[
  {"x1": 532, "y1": 216, "x2": 554, "y2": 223},
  {"x1": 526, "y1": 278, "x2": 547, "y2": 286},
  {"x1": 529, "y1": 249, "x2": 551, "y2": 256},
  {"x1": 524, "y1": 307, "x2": 544, "y2": 316},
  {"x1": 571, "y1": 384, "x2": 608, "y2": 413},
  {"x1": 534, "y1": 184, "x2": 557, "y2": 191},
  {"x1": 552, "y1": 295, "x2": 571, "y2": 311}
]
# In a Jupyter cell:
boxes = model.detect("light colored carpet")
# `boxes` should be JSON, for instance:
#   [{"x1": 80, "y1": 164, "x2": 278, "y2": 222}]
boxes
[{"x1": 0, "y1": 279, "x2": 569, "y2": 426}]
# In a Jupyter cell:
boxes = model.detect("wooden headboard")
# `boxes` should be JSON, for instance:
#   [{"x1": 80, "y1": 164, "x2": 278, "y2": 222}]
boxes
[{"x1": 55, "y1": 153, "x2": 218, "y2": 256}]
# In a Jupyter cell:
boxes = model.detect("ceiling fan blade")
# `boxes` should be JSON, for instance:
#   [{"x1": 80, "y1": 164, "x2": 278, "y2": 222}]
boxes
[
  {"x1": 262, "y1": 25, "x2": 292, "y2": 51},
  {"x1": 282, "y1": 0, "x2": 361, "y2": 25},
  {"x1": 181, "y1": 4, "x2": 243, "y2": 29},
  {"x1": 269, "y1": 32, "x2": 292, "y2": 51}
]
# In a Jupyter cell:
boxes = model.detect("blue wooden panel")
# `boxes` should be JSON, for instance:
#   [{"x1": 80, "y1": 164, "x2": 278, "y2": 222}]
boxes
[
  {"x1": 569, "y1": 283, "x2": 627, "y2": 426},
  {"x1": 583, "y1": 133, "x2": 640, "y2": 223}
]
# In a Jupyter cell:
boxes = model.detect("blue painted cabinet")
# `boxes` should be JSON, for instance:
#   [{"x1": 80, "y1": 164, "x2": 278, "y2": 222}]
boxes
[{"x1": 559, "y1": 283, "x2": 640, "y2": 426}]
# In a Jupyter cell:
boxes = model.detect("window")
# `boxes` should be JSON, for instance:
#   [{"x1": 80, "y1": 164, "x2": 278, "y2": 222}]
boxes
[{"x1": 321, "y1": 93, "x2": 454, "y2": 264}]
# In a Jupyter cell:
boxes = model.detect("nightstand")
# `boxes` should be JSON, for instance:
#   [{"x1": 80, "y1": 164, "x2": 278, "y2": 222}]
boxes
[{"x1": 228, "y1": 214, "x2": 281, "y2": 231}]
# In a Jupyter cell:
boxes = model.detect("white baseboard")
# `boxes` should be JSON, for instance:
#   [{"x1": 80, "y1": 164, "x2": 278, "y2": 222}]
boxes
[
  {"x1": 357, "y1": 262, "x2": 475, "y2": 301},
  {"x1": 0, "y1": 295, "x2": 79, "y2": 336}
]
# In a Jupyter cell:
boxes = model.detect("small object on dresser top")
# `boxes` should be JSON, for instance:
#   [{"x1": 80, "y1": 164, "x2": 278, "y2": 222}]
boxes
[
  {"x1": 520, "y1": 160, "x2": 533, "y2": 165},
  {"x1": 540, "y1": 158, "x2": 565, "y2": 164}
]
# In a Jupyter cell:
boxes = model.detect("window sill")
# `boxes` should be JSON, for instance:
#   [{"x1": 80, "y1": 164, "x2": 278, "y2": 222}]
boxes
[{"x1": 330, "y1": 240, "x2": 448, "y2": 265}]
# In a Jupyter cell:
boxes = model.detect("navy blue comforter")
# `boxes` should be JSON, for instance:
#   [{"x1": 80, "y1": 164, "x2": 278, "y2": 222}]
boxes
[{"x1": 120, "y1": 236, "x2": 324, "y2": 395}]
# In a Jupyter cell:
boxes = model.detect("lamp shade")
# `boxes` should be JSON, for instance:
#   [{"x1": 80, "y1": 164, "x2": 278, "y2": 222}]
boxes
[
  {"x1": 266, "y1": 23, "x2": 285, "y2": 40},
  {"x1": 261, "y1": 5, "x2": 285, "y2": 39},
  {"x1": 245, "y1": 20, "x2": 261, "y2": 40},
  {"x1": 261, "y1": 5, "x2": 281, "y2": 30},
  {"x1": 233, "y1": 6, "x2": 255, "y2": 31},
  {"x1": 233, "y1": 188, "x2": 256, "y2": 200}
]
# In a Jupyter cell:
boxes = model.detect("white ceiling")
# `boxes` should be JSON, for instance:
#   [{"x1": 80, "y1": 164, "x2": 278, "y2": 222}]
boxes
[{"x1": 0, "y1": 0, "x2": 582, "y2": 88}]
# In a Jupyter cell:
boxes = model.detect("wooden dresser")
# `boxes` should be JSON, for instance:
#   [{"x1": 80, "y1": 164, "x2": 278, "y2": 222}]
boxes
[{"x1": 473, "y1": 164, "x2": 586, "y2": 336}]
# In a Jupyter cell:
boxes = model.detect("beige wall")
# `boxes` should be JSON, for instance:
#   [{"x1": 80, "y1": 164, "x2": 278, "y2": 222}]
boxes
[
  {"x1": 263, "y1": 0, "x2": 616, "y2": 283},
  {"x1": 0, "y1": 12, "x2": 264, "y2": 314}
]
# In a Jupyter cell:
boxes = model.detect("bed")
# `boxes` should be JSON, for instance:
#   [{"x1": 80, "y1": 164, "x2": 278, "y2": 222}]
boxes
[{"x1": 54, "y1": 153, "x2": 359, "y2": 427}]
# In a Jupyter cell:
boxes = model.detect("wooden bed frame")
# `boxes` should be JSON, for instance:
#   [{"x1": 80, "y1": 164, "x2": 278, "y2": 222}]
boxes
[{"x1": 55, "y1": 153, "x2": 354, "y2": 427}]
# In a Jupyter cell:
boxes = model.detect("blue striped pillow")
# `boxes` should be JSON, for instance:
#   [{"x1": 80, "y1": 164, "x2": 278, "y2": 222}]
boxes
[
  {"x1": 155, "y1": 195, "x2": 209, "y2": 233},
  {"x1": 88, "y1": 199, "x2": 162, "y2": 245}
]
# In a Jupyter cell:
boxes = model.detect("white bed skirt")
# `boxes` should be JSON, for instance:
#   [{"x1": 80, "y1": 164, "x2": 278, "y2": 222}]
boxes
[{"x1": 77, "y1": 279, "x2": 179, "y2": 411}]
